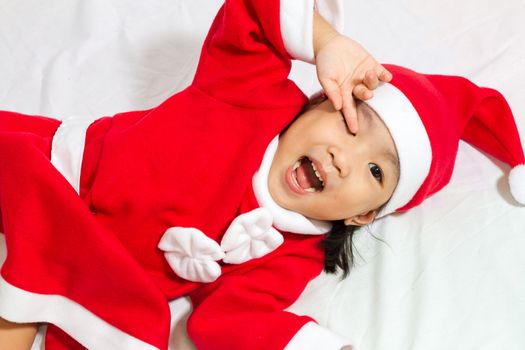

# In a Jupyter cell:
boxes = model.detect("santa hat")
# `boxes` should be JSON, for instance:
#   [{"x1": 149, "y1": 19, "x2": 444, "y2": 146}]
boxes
[{"x1": 365, "y1": 64, "x2": 525, "y2": 217}]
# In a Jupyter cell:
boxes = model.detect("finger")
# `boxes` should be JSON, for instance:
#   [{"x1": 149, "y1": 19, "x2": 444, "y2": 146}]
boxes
[
  {"x1": 376, "y1": 65, "x2": 393, "y2": 82},
  {"x1": 353, "y1": 84, "x2": 373, "y2": 101},
  {"x1": 363, "y1": 70, "x2": 380, "y2": 90},
  {"x1": 341, "y1": 82, "x2": 355, "y2": 115},
  {"x1": 342, "y1": 95, "x2": 359, "y2": 134},
  {"x1": 320, "y1": 78, "x2": 343, "y2": 110}
]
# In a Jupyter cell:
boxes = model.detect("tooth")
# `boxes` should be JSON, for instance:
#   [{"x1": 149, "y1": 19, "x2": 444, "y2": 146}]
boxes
[
  {"x1": 305, "y1": 187, "x2": 316, "y2": 193},
  {"x1": 312, "y1": 168, "x2": 324, "y2": 186},
  {"x1": 309, "y1": 161, "x2": 323, "y2": 182},
  {"x1": 293, "y1": 160, "x2": 301, "y2": 170}
]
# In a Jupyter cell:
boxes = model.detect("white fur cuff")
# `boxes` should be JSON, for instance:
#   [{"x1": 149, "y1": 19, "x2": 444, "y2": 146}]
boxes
[{"x1": 280, "y1": 0, "x2": 344, "y2": 63}]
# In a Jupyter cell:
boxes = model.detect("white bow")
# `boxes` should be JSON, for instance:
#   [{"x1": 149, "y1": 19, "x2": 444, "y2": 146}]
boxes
[
  {"x1": 221, "y1": 207, "x2": 283, "y2": 264},
  {"x1": 158, "y1": 208, "x2": 283, "y2": 283},
  {"x1": 158, "y1": 227, "x2": 225, "y2": 283}
]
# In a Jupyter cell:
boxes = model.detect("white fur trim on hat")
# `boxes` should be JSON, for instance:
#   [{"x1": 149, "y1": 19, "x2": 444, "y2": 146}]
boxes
[
  {"x1": 366, "y1": 83, "x2": 433, "y2": 218},
  {"x1": 509, "y1": 164, "x2": 525, "y2": 205}
]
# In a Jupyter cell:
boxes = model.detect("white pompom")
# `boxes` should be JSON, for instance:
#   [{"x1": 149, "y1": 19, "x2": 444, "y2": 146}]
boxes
[{"x1": 509, "y1": 164, "x2": 525, "y2": 205}]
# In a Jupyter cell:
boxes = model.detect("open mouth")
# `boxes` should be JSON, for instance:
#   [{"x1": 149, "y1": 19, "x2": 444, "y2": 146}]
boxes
[{"x1": 292, "y1": 156, "x2": 325, "y2": 193}]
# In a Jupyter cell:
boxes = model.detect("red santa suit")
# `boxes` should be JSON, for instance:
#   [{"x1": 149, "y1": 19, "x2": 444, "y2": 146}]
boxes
[{"x1": 0, "y1": 0, "x2": 350, "y2": 349}]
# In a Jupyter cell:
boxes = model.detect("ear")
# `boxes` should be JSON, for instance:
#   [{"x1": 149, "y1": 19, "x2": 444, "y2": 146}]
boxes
[{"x1": 343, "y1": 209, "x2": 378, "y2": 227}]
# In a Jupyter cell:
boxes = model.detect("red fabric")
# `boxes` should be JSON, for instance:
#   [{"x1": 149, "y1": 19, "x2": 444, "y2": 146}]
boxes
[
  {"x1": 46, "y1": 326, "x2": 87, "y2": 350},
  {"x1": 0, "y1": 0, "x2": 326, "y2": 349},
  {"x1": 0, "y1": 120, "x2": 171, "y2": 349},
  {"x1": 384, "y1": 65, "x2": 525, "y2": 212}
]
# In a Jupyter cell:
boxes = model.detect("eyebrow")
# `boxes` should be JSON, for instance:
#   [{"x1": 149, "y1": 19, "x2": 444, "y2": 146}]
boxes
[
  {"x1": 360, "y1": 103, "x2": 401, "y2": 182},
  {"x1": 360, "y1": 104, "x2": 374, "y2": 130}
]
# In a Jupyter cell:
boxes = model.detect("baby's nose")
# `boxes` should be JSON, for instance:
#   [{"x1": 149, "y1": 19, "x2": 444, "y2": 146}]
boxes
[{"x1": 328, "y1": 146, "x2": 351, "y2": 177}]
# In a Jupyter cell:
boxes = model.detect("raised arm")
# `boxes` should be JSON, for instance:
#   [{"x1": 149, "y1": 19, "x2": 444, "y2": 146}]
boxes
[
  {"x1": 191, "y1": 0, "x2": 343, "y2": 110},
  {"x1": 191, "y1": 0, "x2": 388, "y2": 134}
]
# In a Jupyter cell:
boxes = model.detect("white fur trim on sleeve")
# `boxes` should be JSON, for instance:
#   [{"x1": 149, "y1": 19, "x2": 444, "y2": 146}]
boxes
[
  {"x1": 51, "y1": 115, "x2": 98, "y2": 194},
  {"x1": 0, "y1": 276, "x2": 156, "y2": 350},
  {"x1": 280, "y1": 0, "x2": 344, "y2": 63},
  {"x1": 509, "y1": 164, "x2": 525, "y2": 204},
  {"x1": 284, "y1": 322, "x2": 351, "y2": 350}
]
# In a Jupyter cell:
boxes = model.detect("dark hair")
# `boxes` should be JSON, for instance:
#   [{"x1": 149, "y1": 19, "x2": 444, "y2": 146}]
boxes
[{"x1": 322, "y1": 221, "x2": 358, "y2": 278}]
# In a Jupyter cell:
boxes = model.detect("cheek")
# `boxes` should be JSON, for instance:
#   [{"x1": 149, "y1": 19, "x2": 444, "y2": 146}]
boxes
[
  {"x1": 336, "y1": 179, "x2": 381, "y2": 214},
  {"x1": 323, "y1": 187, "x2": 363, "y2": 218},
  {"x1": 294, "y1": 115, "x2": 341, "y2": 140}
]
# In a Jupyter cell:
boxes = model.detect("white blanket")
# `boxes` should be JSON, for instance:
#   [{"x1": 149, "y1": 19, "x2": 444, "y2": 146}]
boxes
[{"x1": 1, "y1": 0, "x2": 524, "y2": 349}]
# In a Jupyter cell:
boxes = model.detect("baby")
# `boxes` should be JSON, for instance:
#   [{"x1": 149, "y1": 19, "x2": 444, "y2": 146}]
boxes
[
  {"x1": 0, "y1": 1, "x2": 395, "y2": 348},
  {"x1": 1, "y1": 0, "x2": 524, "y2": 349}
]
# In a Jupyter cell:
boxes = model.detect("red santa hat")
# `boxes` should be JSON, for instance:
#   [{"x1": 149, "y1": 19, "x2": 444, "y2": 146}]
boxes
[{"x1": 366, "y1": 64, "x2": 525, "y2": 217}]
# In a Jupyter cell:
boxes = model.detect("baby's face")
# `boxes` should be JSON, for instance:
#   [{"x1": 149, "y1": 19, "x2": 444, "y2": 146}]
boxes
[{"x1": 268, "y1": 99, "x2": 399, "y2": 226}]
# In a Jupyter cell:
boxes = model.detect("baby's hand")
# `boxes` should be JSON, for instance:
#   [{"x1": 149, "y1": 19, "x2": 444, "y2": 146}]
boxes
[{"x1": 313, "y1": 14, "x2": 391, "y2": 133}]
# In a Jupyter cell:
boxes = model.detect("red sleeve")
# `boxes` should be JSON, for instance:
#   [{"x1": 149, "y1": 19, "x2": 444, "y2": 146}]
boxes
[
  {"x1": 191, "y1": 0, "x2": 308, "y2": 109},
  {"x1": 187, "y1": 234, "x2": 325, "y2": 350},
  {"x1": 0, "y1": 130, "x2": 170, "y2": 350}
]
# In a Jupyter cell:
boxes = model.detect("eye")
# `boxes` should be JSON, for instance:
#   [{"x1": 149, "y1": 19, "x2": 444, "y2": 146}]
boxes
[{"x1": 368, "y1": 163, "x2": 383, "y2": 183}]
